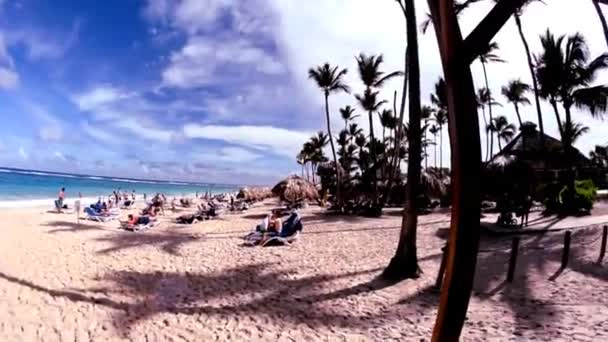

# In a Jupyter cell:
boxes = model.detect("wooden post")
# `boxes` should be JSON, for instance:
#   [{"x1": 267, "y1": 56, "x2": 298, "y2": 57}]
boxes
[
  {"x1": 507, "y1": 237, "x2": 520, "y2": 282},
  {"x1": 598, "y1": 225, "x2": 607, "y2": 264},
  {"x1": 434, "y1": 243, "x2": 449, "y2": 289},
  {"x1": 561, "y1": 231, "x2": 572, "y2": 269}
]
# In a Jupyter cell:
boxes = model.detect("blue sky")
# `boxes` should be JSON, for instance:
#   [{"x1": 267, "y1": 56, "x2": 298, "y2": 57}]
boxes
[{"x1": 0, "y1": 0, "x2": 607, "y2": 185}]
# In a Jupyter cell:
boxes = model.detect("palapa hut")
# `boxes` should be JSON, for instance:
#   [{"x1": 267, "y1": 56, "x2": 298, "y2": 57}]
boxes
[
  {"x1": 486, "y1": 122, "x2": 593, "y2": 201},
  {"x1": 272, "y1": 175, "x2": 319, "y2": 204}
]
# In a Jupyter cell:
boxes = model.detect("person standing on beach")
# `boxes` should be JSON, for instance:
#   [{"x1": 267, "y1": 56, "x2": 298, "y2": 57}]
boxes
[{"x1": 57, "y1": 187, "x2": 66, "y2": 213}]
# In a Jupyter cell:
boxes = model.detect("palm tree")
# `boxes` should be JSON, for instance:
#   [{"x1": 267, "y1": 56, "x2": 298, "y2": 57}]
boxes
[
  {"x1": 477, "y1": 87, "x2": 502, "y2": 160},
  {"x1": 488, "y1": 115, "x2": 516, "y2": 151},
  {"x1": 536, "y1": 30, "x2": 608, "y2": 147},
  {"x1": 590, "y1": 144, "x2": 608, "y2": 167},
  {"x1": 592, "y1": 0, "x2": 608, "y2": 48},
  {"x1": 339, "y1": 105, "x2": 358, "y2": 130},
  {"x1": 478, "y1": 41, "x2": 504, "y2": 159},
  {"x1": 355, "y1": 88, "x2": 387, "y2": 201},
  {"x1": 309, "y1": 131, "x2": 329, "y2": 184},
  {"x1": 384, "y1": 0, "x2": 423, "y2": 280},
  {"x1": 355, "y1": 53, "x2": 403, "y2": 205},
  {"x1": 421, "y1": 105, "x2": 434, "y2": 169},
  {"x1": 501, "y1": 79, "x2": 531, "y2": 126},
  {"x1": 348, "y1": 123, "x2": 363, "y2": 140},
  {"x1": 512, "y1": 1, "x2": 546, "y2": 140},
  {"x1": 308, "y1": 63, "x2": 350, "y2": 206},
  {"x1": 562, "y1": 121, "x2": 590, "y2": 146},
  {"x1": 296, "y1": 152, "x2": 306, "y2": 178},
  {"x1": 429, "y1": 125, "x2": 439, "y2": 168},
  {"x1": 431, "y1": 78, "x2": 448, "y2": 170},
  {"x1": 378, "y1": 109, "x2": 395, "y2": 143}
]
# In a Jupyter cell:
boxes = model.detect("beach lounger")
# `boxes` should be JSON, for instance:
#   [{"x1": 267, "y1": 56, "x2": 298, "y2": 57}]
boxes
[
  {"x1": 84, "y1": 207, "x2": 118, "y2": 222},
  {"x1": 262, "y1": 212, "x2": 303, "y2": 247}
]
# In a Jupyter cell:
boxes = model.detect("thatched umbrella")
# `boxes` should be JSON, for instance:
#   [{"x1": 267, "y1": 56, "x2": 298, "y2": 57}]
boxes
[
  {"x1": 272, "y1": 175, "x2": 319, "y2": 203},
  {"x1": 237, "y1": 187, "x2": 273, "y2": 202}
]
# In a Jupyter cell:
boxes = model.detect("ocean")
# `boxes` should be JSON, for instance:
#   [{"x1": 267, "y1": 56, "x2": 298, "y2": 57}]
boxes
[{"x1": 0, "y1": 167, "x2": 241, "y2": 208}]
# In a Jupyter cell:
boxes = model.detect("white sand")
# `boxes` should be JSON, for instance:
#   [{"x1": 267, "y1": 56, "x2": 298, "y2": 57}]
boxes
[{"x1": 0, "y1": 199, "x2": 607, "y2": 341}]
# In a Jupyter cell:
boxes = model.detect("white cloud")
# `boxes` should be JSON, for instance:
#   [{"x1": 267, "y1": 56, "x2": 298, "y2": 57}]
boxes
[
  {"x1": 195, "y1": 146, "x2": 262, "y2": 163},
  {"x1": 74, "y1": 86, "x2": 133, "y2": 112},
  {"x1": 115, "y1": 117, "x2": 175, "y2": 143},
  {"x1": 161, "y1": 35, "x2": 283, "y2": 89},
  {"x1": 18, "y1": 146, "x2": 28, "y2": 160},
  {"x1": 81, "y1": 122, "x2": 118, "y2": 145},
  {"x1": 0, "y1": 67, "x2": 18, "y2": 89},
  {"x1": 183, "y1": 124, "x2": 311, "y2": 158},
  {"x1": 23, "y1": 102, "x2": 64, "y2": 142},
  {"x1": 54, "y1": 151, "x2": 66, "y2": 161}
]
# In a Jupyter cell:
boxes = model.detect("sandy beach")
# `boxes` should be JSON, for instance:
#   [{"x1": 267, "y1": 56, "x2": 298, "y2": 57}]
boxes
[{"x1": 1, "y1": 199, "x2": 607, "y2": 341}]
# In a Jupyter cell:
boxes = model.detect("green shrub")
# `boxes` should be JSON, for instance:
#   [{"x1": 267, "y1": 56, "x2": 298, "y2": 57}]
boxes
[{"x1": 557, "y1": 179, "x2": 597, "y2": 213}]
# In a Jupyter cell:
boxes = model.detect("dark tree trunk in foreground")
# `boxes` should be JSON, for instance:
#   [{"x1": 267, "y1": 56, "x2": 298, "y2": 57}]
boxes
[
  {"x1": 325, "y1": 92, "x2": 341, "y2": 206},
  {"x1": 593, "y1": 0, "x2": 608, "y2": 48},
  {"x1": 383, "y1": 0, "x2": 421, "y2": 280},
  {"x1": 427, "y1": 0, "x2": 525, "y2": 340},
  {"x1": 514, "y1": 13, "x2": 545, "y2": 138}
]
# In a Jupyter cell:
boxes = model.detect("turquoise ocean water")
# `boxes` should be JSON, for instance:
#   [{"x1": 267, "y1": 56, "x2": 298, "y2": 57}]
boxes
[{"x1": 0, "y1": 167, "x2": 240, "y2": 207}]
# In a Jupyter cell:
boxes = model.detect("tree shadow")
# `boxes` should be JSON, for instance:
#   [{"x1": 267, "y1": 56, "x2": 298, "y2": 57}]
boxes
[
  {"x1": 0, "y1": 264, "x2": 442, "y2": 337},
  {"x1": 43, "y1": 220, "x2": 106, "y2": 234},
  {"x1": 473, "y1": 226, "x2": 607, "y2": 335},
  {"x1": 94, "y1": 231, "x2": 201, "y2": 256}
]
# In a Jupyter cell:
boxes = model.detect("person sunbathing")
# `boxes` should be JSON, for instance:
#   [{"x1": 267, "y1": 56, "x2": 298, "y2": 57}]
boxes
[
  {"x1": 126, "y1": 214, "x2": 152, "y2": 227},
  {"x1": 267, "y1": 211, "x2": 282, "y2": 234}
]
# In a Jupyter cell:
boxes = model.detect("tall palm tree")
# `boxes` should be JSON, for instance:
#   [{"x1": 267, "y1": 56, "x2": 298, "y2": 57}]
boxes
[
  {"x1": 512, "y1": 1, "x2": 545, "y2": 140},
  {"x1": 592, "y1": 0, "x2": 608, "y2": 48},
  {"x1": 501, "y1": 79, "x2": 531, "y2": 126},
  {"x1": 477, "y1": 41, "x2": 504, "y2": 159},
  {"x1": 309, "y1": 131, "x2": 329, "y2": 184},
  {"x1": 348, "y1": 123, "x2": 363, "y2": 139},
  {"x1": 431, "y1": 78, "x2": 448, "y2": 170},
  {"x1": 355, "y1": 53, "x2": 403, "y2": 205},
  {"x1": 384, "y1": 0, "x2": 423, "y2": 280},
  {"x1": 308, "y1": 63, "x2": 350, "y2": 206},
  {"x1": 536, "y1": 30, "x2": 608, "y2": 147},
  {"x1": 379, "y1": 109, "x2": 395, "y2": 143},
  {"x1": 488, "y1": 115, "x2": 516, "y2": 151},
  {"x1": 339, "y1": 105, "x2": 358, "y2": 130}
]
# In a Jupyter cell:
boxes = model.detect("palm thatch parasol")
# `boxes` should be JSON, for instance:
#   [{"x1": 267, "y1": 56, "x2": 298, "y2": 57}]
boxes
[
  {"x1": 272, "y1": 175, "x2": 319, "y2": 203},
  {"x1": 237, "y1": 187, "x2": 273, "y2": 201},
  {"x1": 420, "y1": 167, "x2": 450, "y2": 198}
]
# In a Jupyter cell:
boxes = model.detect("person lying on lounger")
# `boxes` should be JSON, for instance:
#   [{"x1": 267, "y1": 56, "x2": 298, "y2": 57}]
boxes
[{"x1": 126, "y1": 214, "x2": 152, "y2": 227}]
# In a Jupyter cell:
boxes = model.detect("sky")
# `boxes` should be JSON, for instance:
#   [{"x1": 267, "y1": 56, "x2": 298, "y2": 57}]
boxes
[{"x1": 0, "y1": 0, "x2": 607, "y2": 185}]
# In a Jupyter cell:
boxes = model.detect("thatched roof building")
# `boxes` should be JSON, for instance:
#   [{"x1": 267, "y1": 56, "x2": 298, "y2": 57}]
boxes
[
  {"x1": 272, "y1": 175, "x2": 319, "y2": 203},
  {"x1": 490, "y1": 122, "x2": 591, "y2": 170},
  {"x1": 237, "y1": 187, "x2": 273, "y2": 202}
]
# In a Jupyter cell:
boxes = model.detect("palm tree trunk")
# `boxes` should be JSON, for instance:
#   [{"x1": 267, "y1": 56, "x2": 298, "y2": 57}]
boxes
[
  {"x1": 480, "y1": 103, "x2": 489, "y2": 161},
  {"x1": 439, "y1": 123, "x2": 443, "y2": 170},
  {"x1": 312, "y1": 163, "x2": 316, "y2": 185},
  {"x1": 514, "y1": 13, "x2": 545, "y2": 139},
  {"x1": 498, "y1": 138, "x2": 502, "y2": 151},
  {"x1": 434, "y1": 133, "x2": 438, "y2": 168},
  {"x1": 514, "y1": 103, "x2": 523, "y2": 126},
  {"x1": 368, "y1": 109, "x2": 378, "y2": 206},
  {"x1": 383, "y1": 0, "x2": 421, "y2": 280},
  {"x1": 481, "y1": 61, "x2": 494, "y2": 159},
  {"x1": 324, "y1": 92, "x2": 341, "y2": 207},
  {"x1": 593, "y1": 0, "x2": 608, "y2": 48},
  {"x1": 305, "y1": 162, "x2": 310, "y2": 181},
  {"x1": 301, "y1": 164, "x2": 304, "y2": 178},
  {"x1": 550, "y1": 98, "x2": 564, "y2": 139}
]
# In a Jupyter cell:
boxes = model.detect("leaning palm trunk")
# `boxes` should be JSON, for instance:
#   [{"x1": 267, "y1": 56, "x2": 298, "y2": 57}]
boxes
[
  {"x1": 324, "y1": 92, "x2": 341, "y2": 207},
  {"x1": 439, "y1": 123, "x2": 444, "y2": 170},
  {"x1": 383, "y1": 0, "x2": 421, "y2": 280},
  {"x1": 384, "y1": 44, "x2": 410, "y2": 205},
  {"x1": 513, "y1": 103, "x2": 523, "y2": 126},
  {"x1": 481, "y1": 61, "x2": 494, "y2": 158},
  {"x1": 514, "y1": 13, "x2": 545, "y2": 140},
  {"x1": 592, "y1": 0, "x2": 608, "y2": 48},
  {"x1": 550, "y1": 98, "x2": 564, "y2": 139}
]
